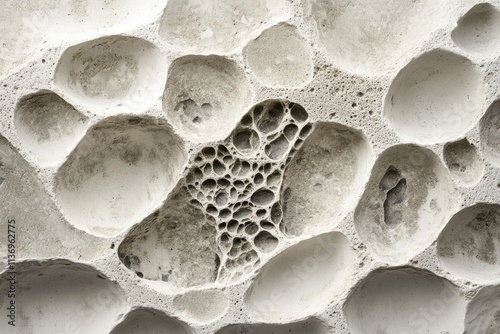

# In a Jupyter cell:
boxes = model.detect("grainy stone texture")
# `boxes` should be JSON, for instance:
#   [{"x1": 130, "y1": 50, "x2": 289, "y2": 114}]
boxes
[{"x1": 1, "y1": 0, "x2": 500, "y2": 333}]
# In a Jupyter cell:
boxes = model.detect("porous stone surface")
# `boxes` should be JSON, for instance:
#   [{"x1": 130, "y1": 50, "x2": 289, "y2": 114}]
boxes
[{"x1": 1, "y1": 0, "x2": 500, "y2": 333}]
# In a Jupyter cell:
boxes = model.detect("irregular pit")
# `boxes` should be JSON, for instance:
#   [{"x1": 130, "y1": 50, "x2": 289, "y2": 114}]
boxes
[
  {"x1": 379, "y1": 165, "x2": 408, "y2": 227},
  {"x1": 465, "y1": 286, "x2": 500, "y2": 334},
  {"x1": 345, "y1": 267, "x2": 466, "y2": 334},
  {"x1": 55, "y1": 116, "x2": 186, "y2": 238},
  {"x1": 245, "y1": 232, "x2": 355, "y2": 322},
  {"x1": 253, "y1": 231, "x2": 278, "y2": 253},
  {"x1": 55, "y1": 35, "x2": 166, "y2": 115},
  {"x1": 46, "y1": 0, "x2": 167, "y2": 42},
  {"x1": 159, "y1": 0, "x2": 289, "y2": 54},
  {"x1": 0, "y1": 135, "x2": 103, "y2": 266},
  {"x1": 0, "y1": 0, "x2": 58, "y2": 79},
  {"x1": 0, "y1": 260, "x2": 127, "y2": 334},
  {"x1": 232, "y1": 128, "x2": 260, "y2": 155},
  {"x1": 251, "y1": 189, "x2": 275, "y2": 206},
  {"x1": 480, "y1": 99, "x2": 500, "y2": 167},
  {"x1": 110, "y1": 308, "x2": 193, "y2": 334},
  {"x1": 243, "y1": 23, "x2": 313, "y2": 88},
  {"x1": 354, "y1": 144, "x2": 459, "y2": 264},
  {"x1": 443, "y1": 138, "x2": 484, "y2": 187},
  {"x1": 255, "y1": 101, "x2": 285, "y2": 134},
  {"x1": 173, "y1": 290, "x2": 229, "y2": 325},
  {"x1": 384, "y1": 50, "x2": 485, "y2": 144},
  {"x1": 14, "y1": 90, "x2": 88, "y2": 166},
  {"x1": 216, "y1": 318, "x2": 331, "y2": 334},
  {"x1": 306, "y1": 0, "x2": 458, "y2": 75},
  {"x1": 118, "y1": 187, "x2": 219, "y2": 288},
  {"x1": 282, "y1": 122, "x2": 372, "y2": 236},
  {"x1": 437, "y1": 203, "x2": 500, "y2": 284},
  {"x1": 163, "y1": 55, "x2": 252, "y2": 143},
  {"x1": 452, "y1": 3, "x2": 500, "y2": 57}
]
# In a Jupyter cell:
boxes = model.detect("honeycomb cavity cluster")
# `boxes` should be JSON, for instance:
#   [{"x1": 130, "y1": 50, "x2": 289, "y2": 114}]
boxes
[{"x1": 3, "y1": 1, "x2": 500, "y2": 334}]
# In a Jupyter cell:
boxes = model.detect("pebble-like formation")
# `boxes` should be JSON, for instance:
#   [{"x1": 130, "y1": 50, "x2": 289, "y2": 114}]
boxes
[
  {"x1": 0, "y1": 0, "x2": 58, "y2": 79},
  {"x1": 354, "y1": 145, "x2": 460, "y2": 264},
  {"x1": 216, "y1": 317, "x2": 332, "y2": 334},
  {"x1": 306, "y1": 0, "x2": 459, "y2": 76},
  {"x1": 14, "y1": 90, "x2": 88, "y2": 166},
  {"x1": 163, "y1": 55, "x2": 252, "y2": 143},
  {"x1": 55, "y1": 116, "x2": 187, "y2": 237},
  {"x1": 444, "y1": 138, "x2": 484, "y2": 187},
  {"x1": 282, "y1": 122, "x2": 372, "y2": 236},
  {"x1": 243, "y1": 23, "x2": 314, "y2": 88},
  {"x1": 480, "y1": 99, "x2": 500, "y2": 167},
  {"x1": 465, "y1": 286, "x2": 500, "y2": 334},
  {"x1": 3, "y1": 0, "x2": 500, "y2": 333},
  {"x1": 0, "y1": 260, "x2": 128, "y2": 334},
  {"x1": 244, "y1": 232, "x2": 356, "y2": 322},
  {"x1": 437, "y1": 203, "x2": 500, "y2": 284},
  {"x1": 345, "y1": 267, "x2": 467, "y2": 334},
  {"x1": 109, "y1": 308, "x2": 193, "y2": 334},
  {"x1": 452, "y1": 3, "x2": 500, "y2": 58},
  {"x1": 385, "y1": 50, "x2": 486, "y2": 145},
  {"x1": 159, "y1": 0, "x2": 289, "y2": 54},
  {"x1": 173, "y1": 290, "x2": 229, "y2": 324},
  {"x1": 46, "y1": 0, "x2": 167, "y2": 42},
  {"x1": 55, "y1": 36, "x2": 167, "y2": 116}
]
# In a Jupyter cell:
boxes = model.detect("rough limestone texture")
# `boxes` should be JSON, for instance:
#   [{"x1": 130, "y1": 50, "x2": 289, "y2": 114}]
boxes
[{"x1": 2, "y1": 0, "x2": 500, "y2": 333}]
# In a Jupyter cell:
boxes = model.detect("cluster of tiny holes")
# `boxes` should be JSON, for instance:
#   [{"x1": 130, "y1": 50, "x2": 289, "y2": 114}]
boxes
[{"x1": 184, "y1": 100, "x2": 311, "y2": 283}]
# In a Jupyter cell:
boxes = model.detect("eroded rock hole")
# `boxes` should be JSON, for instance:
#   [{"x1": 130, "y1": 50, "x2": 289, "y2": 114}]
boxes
[
  {"x1": 203, "y1": 163, "x2": 212, "y2": 174},
  {"x1": 213, "y1": 159, "x2": 225, "y2": 175},
  {"x1": 207, "y1": 204, "x2": 218, "y2": 215},
  {"x1": 251, "y1": 189, "x2": 275, "y2": 206},
  {"x1": 299, "y1": 124, "x2": 313, "y2": 139},
  {"x1": 233, "y1": 129, "x2": 259, "y2": 153},
  {"x1": 202, "y1": 147, "x2": 216, "y2": 159},
  {"x1": 254, "y1": 173, "x2": 264, "y2": 185},
  {"x1": 265, "y1": 135, "x2": 289, "y2": 160},
  {"x1": 383, "y1": 178, "x2": 407, "y2": 227},
  {"x1": 234, "y1": 208, "x2": 252, "y2": 220},
  {"x1": 254, "y1": 231, "x2": 279, "y2": 253},
  {"x1": 241, "y1": 114, "x2": 253, "y2": 126},
  {"x1": 267, "y1": 172, "x2": 281, "y2": 187},
  {"x1": 271, "y1": 203, "x2": 283, "y2": 224},
  {"x1": 215, "y1": 192, "x2": 228, "y2": 206},
  {"x1": 219, "y1": 208, "x2": 231, "y2": 219},
  {"x1": 255, "y1": 101, "x2": 284, "y2": 134},
  {"x1": 218, "y1": 145, "x2": 230, "y2": 157},
  {"x1": 232, "y1": 160, "x2": 251, "y2": 177},
  {"x1": 201, "y1": 179, "x2": 217, "y2": 192},
  {"x1": 283, "y1": 124, "x2": 299, "y2": 141},
  {"x1": 217, "y1": 179, "x2": 230, "y2": 188},
  {"x1": 379, "y1": 165, "x2": 401, "y2": 191},
  {"x1": 174, "y1": 99, "x2": 209, "y2": 124},
  {"x1": 227, "y1": 220, "x2": 238, "y2": 233},
  {"x1": 127, "y1": 117, "x2": 141, "y2": 125},
  {"x1": 290, "y1": 103, "x2": 308, "y2": 123},
  {"x1": 223, "y1": 156, "x2": 234, "y2": 165},
  {"x1": 245, "y1": 223, "x2": 259, "y2": 235},
  {"x1": 261, "y1": 221, "x2": 274, "y2": 230}
]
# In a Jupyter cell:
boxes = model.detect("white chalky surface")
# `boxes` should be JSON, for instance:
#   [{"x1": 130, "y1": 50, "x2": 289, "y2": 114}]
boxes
[{"x1": 1, "y1": 0, "x2": 500, "y2": 333}]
